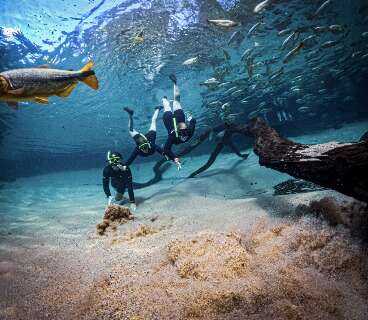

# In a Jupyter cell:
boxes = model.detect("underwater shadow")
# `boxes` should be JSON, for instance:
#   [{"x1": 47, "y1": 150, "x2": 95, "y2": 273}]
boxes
[{"x1": 254, "y1": 194, "x2": 298, "y2": 218}]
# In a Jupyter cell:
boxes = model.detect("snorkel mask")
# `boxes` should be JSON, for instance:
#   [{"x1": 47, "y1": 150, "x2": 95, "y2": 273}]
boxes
[
  {"x1": 107, "y1": 151, "x2": 122, "y2": 165},
  {"x1": 178, "y1": 127, "x2": 189, "y2": 142},
  {"x1": 136, "y1": 135, "x2": 151, "y2": 153},
  {"x1": 138, "y1": 141, "x2": 151, "y2": 153}
]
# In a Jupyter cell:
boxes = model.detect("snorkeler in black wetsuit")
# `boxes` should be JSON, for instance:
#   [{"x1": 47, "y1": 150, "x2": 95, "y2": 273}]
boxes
[
  {"x1": 162, "y1": 74, "x2": 196, "y2": 169},
  {"x1": 102, "y1": 151, "x2": 136, "y2": 211},
  {"x1": 123, "y1": 106, "x2": 175, "y2": 165}
]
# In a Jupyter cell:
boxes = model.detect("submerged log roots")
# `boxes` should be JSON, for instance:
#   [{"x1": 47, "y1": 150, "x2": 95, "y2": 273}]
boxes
[{"x1": 134, "y1": 117, "x2": 368, "y2": 203}]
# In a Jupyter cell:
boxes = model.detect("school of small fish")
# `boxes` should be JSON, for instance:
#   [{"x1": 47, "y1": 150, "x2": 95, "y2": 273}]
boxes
[{"x1": 197, "y1": 0, "x2": 367, "y2": 125}]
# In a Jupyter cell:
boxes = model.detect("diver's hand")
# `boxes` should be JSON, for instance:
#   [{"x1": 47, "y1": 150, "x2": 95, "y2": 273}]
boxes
[
  {"x1": 130, "y1": 202, "x2": 137, "y2": 212},
  {"x1": 174, "y1": 158, "x2": 182, "y2": 170},
  {"x1": 186, "y1": 112, "x2": 193, "y2": 122},
  {"x1": 116, "y1": 164, "x2": 127, "y2": 171},
  {"x1": 107, "y1": 196, "x2": 113, "y2": 206}
]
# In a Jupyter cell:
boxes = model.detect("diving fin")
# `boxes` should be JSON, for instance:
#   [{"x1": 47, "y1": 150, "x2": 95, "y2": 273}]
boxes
[
  {"x1": 56, "y1": 83, "x2": 77, "y2": 97},
  {"x1": 6, "y1": 102, "x2": 18, "y2": 110},
  {"x1": 34, "y1": 97, "x2": 49, "y2": 104},
  {"x1": 79, "y1": 61, "x2": 99, "y2": 90}
]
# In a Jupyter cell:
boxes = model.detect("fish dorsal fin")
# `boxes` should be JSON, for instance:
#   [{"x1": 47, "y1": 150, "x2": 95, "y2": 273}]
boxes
[
  {"x1": 80, "y1": 61, "x2": 94, "y2": 73},
  {"x1": 38, "y1": 64, "x2": 49, "y2": 68},
  {"x1": 34, "y1": 97, "x2": 49, "y2": 104}
]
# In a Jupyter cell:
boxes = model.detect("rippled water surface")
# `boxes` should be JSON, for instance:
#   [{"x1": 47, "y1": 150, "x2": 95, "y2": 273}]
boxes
[{"x1": 0, "y1": 0, "x2": 368, "y2": 172}]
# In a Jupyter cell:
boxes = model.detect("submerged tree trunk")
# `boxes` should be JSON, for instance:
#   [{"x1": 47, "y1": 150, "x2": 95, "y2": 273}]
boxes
[
  {"x1": 134, "y1": 117, "x2": 368, "y2": 203},
  {"x1": 238, "y1": 117, "x2": 368, "y2": 203}
]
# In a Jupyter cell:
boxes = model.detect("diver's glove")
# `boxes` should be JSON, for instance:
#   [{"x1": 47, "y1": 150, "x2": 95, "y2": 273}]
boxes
[
  {"x1": 185, "y1": 112, "x2": 193, "y2": 122},
  {"x1": 130, "y1": 202, "x2": 137, "y2": 212},
  {"x1": 116, "y1": 164, "x2": 127, "y2": 171},
  {"x1": 174, "y1": 158, "x2": 182, "y2": 170},
  {"x1": 107, "y1": 196, "x2": 113, "y2": 206}
]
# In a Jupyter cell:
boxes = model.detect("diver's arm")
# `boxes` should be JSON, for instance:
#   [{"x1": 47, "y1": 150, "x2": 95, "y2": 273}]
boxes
[
  {"x1": 187, "y1": 118, "x2": 197, "y2": 139},
  {"x1": 102, "y1": 167, "x2": 111, "y2": 197},
  {"x1": 125, "y1": 148, "x2": 138, "y2": 166},
  {"x1": 156, "y1": 144, "x2": 174, "y2": 161},
  {"x1": 163, "y1": 137, "x2": 177, "y2": 161}
]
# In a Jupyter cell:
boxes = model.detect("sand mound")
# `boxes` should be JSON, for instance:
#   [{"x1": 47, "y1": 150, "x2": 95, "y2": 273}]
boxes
[
  {"x1": 96, "y1": 205, "x2": 133, "y2": 235},
  {"x1": 168, "y1": 232, "x2": 251, "y2": 280},
  {"x1": 111, "y1": 224, "x2": 157, "y2": 245},
  {"x1": 79, "y1": 216, "x2": 368, "y2": 320},
  {"x1": 181, "y1": 218, "x2": 366, "y2": 319},
  {"x1": 295, "y1": 197, "x2": 368, "y2": 240}
]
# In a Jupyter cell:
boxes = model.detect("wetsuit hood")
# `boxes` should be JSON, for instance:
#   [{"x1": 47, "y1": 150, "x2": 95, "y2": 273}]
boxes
[
  {"x1": 134, "y1": 134, "x2": 151, "y2": 153},
  {"x1": 107, "y1": 151, "x2": 123, "y2": 165}
]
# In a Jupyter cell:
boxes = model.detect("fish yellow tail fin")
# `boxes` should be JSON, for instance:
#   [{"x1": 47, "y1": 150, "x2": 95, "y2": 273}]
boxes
[
  {"x1": 80, "y1": 61, "x2": 94, "y2": 73},
  {"x1": 80, "y1": 61, "x2": 99, "y2": 90}
]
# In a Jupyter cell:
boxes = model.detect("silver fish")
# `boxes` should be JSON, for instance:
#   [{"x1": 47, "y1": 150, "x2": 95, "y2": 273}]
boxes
[
  {"x1": 321, "y1": 40, "x2": 338, "y2": 48},
  {"x1": 182, "y1": 57, "x2": 199, "y2": 65},
  {"x1": 207, "y1": 19, "x2": 239, "y2": 28},
  {"x1": 329, "y1": 24, "x2": 344, "y2": 33},
  {"x1": 222, "y1": 49, "x2": 231, "y2": 61},
  {"x1": 314, "y1": 0, "x2": 332, "y2": 18},
  {"x1": 247, "y1": 22, "x2": 261, "y2": 38},
  {"x1": 241, "y1": 48, "x2": 255, "y2": 62},
  {"x1": 281, "y1": 31, "x2": 300, "y2": 50},
  {"x1": 228, "y1": 30, "x2": 244, "y2": 46},
  {"x1": 283, "y1": 43, "x2": 305, "y2": 63},
  {"x1": 278, "y1": 28, "x2": 291, "y2": 36},
  {"x1": 314, "y1": 26, "x2": 328, "y2": 33},
  {"x1": 254, "y1": 0, "x2": 272, "y2": 13}
]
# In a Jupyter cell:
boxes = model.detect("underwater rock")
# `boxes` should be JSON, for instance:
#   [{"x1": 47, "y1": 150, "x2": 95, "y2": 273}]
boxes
[
  {"x1": 96, "y1": 205, "x2": 133, "y2": 235},
  {"x1": 273, "y1": 178, "x2": 327, "y2": 195}
]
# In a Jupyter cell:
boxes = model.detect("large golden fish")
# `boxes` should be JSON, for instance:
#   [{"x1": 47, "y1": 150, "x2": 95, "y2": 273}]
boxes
[{"x1": 0, "y1": 61, "x2": 98, "y2": 109}]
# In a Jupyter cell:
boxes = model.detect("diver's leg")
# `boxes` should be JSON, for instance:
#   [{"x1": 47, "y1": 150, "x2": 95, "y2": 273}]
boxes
[
  {"x1": 149, "y1": 107, "x2": 161, "y2": 132},
  {"x1": 115, "y1": 192, "x2": 124, "y2": 202},
  {"x1": 124, "y1": 107, "x2": 139, "y2": 137},
  {"x1": 162, "y1": 97, "x2": 174, "y2": 133},
  {"x1": 169, "y1": 74, "x2": 183, "y2": 112},
  {"x1": 127, "y1": 181, "x2": 135, "y2": 203},
  {"x1": 162, "y1": 96, "x2": 171, "y2": 113}
]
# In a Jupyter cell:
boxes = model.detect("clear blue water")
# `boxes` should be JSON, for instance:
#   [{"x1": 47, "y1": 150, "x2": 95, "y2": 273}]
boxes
[
  {"x1": 1, "y1": 0, "x2": 367, "y2": 177},
  {"x1": 1, "y1": 2, "x2": 368, "y2": 319}
]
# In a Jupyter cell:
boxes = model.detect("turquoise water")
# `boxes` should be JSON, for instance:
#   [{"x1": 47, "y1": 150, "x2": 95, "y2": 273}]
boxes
[
  {"x1": 1, "y1": 2, "x2": 368, "y2": 318},
  {"x1": 1, "y1": 0, "x2": 367, "y2": 176}
]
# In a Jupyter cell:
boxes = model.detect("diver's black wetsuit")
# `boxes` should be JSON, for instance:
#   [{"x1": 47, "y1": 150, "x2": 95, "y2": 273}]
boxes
[
  {"x1": 163, "y1": 109, "x2": 196, "y2": 160},
  {"x1": 102, "y1": 164, "x2": 135, "y2": 202},
  {"x1": 126, "y1": 130, "x2": 170, "y2": 165}
]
